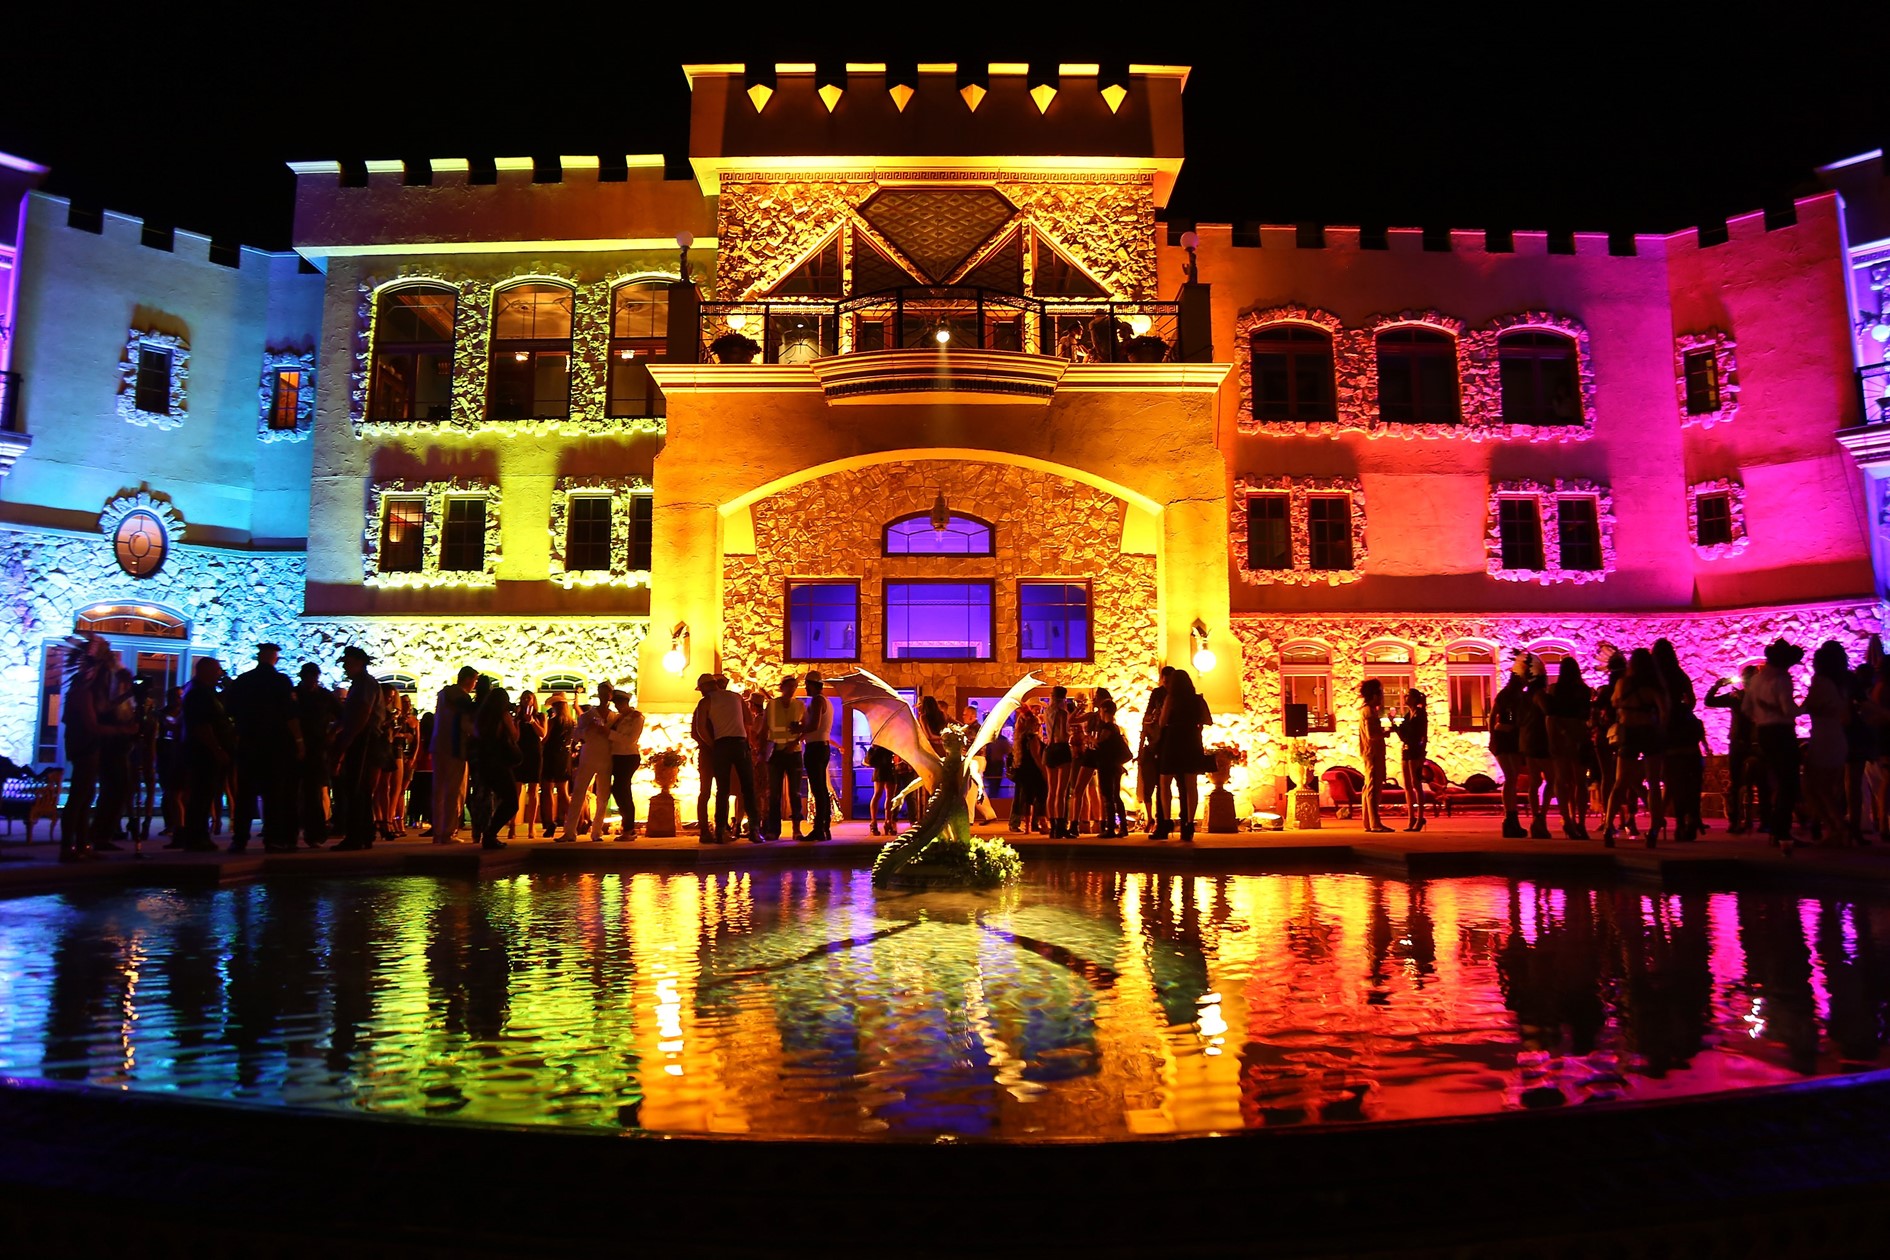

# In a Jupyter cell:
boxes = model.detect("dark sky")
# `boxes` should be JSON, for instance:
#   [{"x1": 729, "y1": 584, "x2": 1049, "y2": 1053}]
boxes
[{"x1": 4, "y1": 11, "x2": 1880, "y2": 251}]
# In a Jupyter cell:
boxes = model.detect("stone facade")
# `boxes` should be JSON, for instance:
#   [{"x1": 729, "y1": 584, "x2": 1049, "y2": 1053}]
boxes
[
  {"x1": 713, "y1": 174, "x2": 1158, "y2": 301},
  {"x1": 1485, "y1": 480, "x2": 1617, "y2": 585},
  {"x1": 1688, "y1": 478, "x2": 1750, "y2": 559},
  {"x1": 1231, "y1": 601, "x2": 1886, "y2": 788},
  {"x1": 115, "y1": 329, "x2": 189, "y2": 430},
  {"x1": 363, "y1": 480, "x2": 503, "y2": 588},
  {"x1": 1674, "y1": 329, "x2": 1740, "y2": 429},
  {"x1": 1230, "y1": 476, "x2": 1367, "y2": 586},
  {"x1": 256, "y1": 350, "x2": 316, "y2": 443},
  {"x1": 547, "y1": 476, "x2": 652, "y2": 589},
  {"x1": 1234, "y1": 307, "x2": 1597, "y2": 442},
  {"x1": 350, "y1": 265, "x2": 681, "y2": 438},
  {"x1": 721, "y1": 459, "x2": 1160, "y2": 709}
]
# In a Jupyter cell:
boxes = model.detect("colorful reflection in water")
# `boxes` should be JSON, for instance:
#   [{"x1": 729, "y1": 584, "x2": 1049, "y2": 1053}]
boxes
[{"x1": 0, "y1": 871, "x2": 1883, "y2": 1138}]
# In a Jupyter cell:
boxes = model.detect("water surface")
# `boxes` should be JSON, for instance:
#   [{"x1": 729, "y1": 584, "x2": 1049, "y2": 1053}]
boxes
[{"x1": 0, "y1": 870, "x2": 1881, "y2": 1138}]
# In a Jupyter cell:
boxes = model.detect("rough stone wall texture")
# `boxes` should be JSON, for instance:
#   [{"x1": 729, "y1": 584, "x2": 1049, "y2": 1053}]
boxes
[
  {"x1": 1231, "y1": 602, "x2": 1885, "y2": 790},
  {"x1": 722, "y1": 459, "x2": 1160, "y2": 710},
  {"x1": 1485, "y1": 480, "x2": 1617, "y2": 585},
  {"x1": 0, "y1": 524, "x2": 653, "y2": 768},
  {"x1": 1234, "y1": 307, "x2": 1598, "y2": 442},
  {"x1": 1674, "y1": 329, "x2": 1740, "y2": 429},
  {"x1": 1230, "y1": 476, "x2": 1367, "y2": 586},
  {"x1": 713, "y1": 175, "x2": 1157, "y2": 301}
]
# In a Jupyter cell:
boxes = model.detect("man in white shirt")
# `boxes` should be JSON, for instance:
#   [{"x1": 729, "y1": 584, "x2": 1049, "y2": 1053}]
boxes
[
  {"x1": 428, "y1": 666, "x2": 478, "y2": 843},
  {"x1": 607, "y1": 690, "x2": 645, "y2": 839},
  {"x1": 703, "y1": 674, "x2": 759, "y2": 843},
  {"x1": 802, "y1": 671, "x2": 835, "y2": 842},
  {"x1": 765, "y1": 676, "x2": 806, "y2": 841},
  {"x1": 565, "y1": 681, "x2": 615, "y2": 842}
]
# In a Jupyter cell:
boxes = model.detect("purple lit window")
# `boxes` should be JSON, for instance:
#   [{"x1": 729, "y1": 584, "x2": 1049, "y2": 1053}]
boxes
[
  {"x1": 884, "y1": 581, "x2": 993, "y2": 661},
  {"x1": 1557, "y1": 497, "x2": 1601, "y2": 571},
  {"x1": 786, "y1": 581, "x2": 859, "y2": 662},
  {"x1": 884, "y1": 513, "x2": 994, "y2": 555},
  {"x1": 1498, "y1": 497, "x2": 1544, "y2": 570},
  {"x1": 1696, "y1": 493, "x2": 1733, "y2": 547},
  {"x1": 1682, "y1": 348, "x2": 1720, "y2": 415},
  {"x1": 1019, "y1": 582, "x2": 1090, "y2": 661}
]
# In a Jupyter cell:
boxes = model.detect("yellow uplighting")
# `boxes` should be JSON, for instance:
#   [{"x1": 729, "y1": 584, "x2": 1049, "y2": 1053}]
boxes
[
  {"x1": 960, "y1": 83, "x2": 986, "y2": 111},
  {"x1": 747, "y1": 82, "x2": 773, "y2": 111},
  {"x1": 1101, "y1": 83, "x2": 1128, "y2": 113},
  {"x1": 934, "y1": 327, "x2": 951, "y2": 345},
  {"x1": 1193, "y1": 646, "x2": 1218, "y2": 674},
  {"x1": 1029, "y1": 83, "x2": 1057, "y2": 113},
  {"x1": 888, "y1": 83, "x2": 915, "y2": 112},
  {"x1": 817, "y1": 83, "x2": 844, "y2": 112}
]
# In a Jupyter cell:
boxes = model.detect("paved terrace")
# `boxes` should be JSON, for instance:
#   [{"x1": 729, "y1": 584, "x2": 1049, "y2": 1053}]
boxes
[{"x1": 7, "y1": 812, "x2": 1890, "y2": 895}]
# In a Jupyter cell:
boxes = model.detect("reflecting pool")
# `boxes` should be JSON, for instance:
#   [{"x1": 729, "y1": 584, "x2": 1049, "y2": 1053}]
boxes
[{"x1": 1, "y1": 870, "x2": 1885, "y2": 1138}]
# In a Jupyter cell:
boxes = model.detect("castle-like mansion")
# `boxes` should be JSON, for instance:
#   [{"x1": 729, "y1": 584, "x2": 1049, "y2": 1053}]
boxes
[{"x1": 3, "y1": 64, "x2": 1888, "y2": 815}]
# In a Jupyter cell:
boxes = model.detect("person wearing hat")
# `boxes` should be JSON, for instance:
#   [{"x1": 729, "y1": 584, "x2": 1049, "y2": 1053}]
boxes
[
  {"x1": 1744, "y1": 638, "x2": 1805, "y2": 847},
  {"x1": 226, "y1": 643, "x2": 303, "y2": 853},
  {"x1": 429, "y1": 665, "x2": 480, "y2": 843},
  {"x1": 294, "y1": 662, "x2": 339, "y2": 847},
  {"x1": 330, "y1": 645, "x2": 386, "y2": 850}
]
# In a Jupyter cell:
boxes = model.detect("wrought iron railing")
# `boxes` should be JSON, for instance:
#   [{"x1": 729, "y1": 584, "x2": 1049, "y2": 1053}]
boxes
[
  {"x1": 1861, "y1": 361, "x2": 1890, "y2": 426},
  {"x1": 697, "y1": 287, "x2": 1182, "y2": 365},
  {"x1": 0, "y1": 371, "x2": 18, "y2": 433}
]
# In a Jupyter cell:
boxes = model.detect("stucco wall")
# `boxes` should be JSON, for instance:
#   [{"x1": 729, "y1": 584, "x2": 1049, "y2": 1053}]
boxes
[
  {"x1": 5, "y1": 196, "x2": 319, "y2": 545},
  {"x1": 722, "y1": 459, "x2": 1159, "y2": 706}
]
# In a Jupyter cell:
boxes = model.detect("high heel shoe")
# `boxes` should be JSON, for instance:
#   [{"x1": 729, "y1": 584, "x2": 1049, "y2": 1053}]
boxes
[
  {"x1": 1645, "y1": 823, "x2": 1666, "y2": 849},
  {"x1": 1412, "y1": 816, "x2": 1426, "y2": 832},
  {"x1": 1602, "y1": 824, "x2": 1616, "y2": 849}
]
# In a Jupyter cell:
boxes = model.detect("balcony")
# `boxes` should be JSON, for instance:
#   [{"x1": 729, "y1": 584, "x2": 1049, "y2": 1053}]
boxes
[
  {"x1": 0, "y1": 371, "x2": 28, "y2": 479},
  {"x1": 1864, "y1": 361, "x2": 1890, "y2": 426},
  {"x1": 698, "y1": 287, "x2": 1182, "y2": 367}
]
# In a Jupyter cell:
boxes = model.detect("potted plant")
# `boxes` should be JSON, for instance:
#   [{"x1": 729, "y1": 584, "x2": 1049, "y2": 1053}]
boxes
[
  {"x1": 648, "y1": 746, "x2": 688, "y2": 792},
  {"x1": 1205, "y1": 742, "x2": 1246, "y2": 787},
  {"x1": 1123, "y1": 334, "x2": 1170, "y2": 363},
  {"x1": 710, "y1": 332, "x2": 761, "y2": 364},
  {"x1": 1286, "y1": 739, "x2": 1323, "y2": 830}
]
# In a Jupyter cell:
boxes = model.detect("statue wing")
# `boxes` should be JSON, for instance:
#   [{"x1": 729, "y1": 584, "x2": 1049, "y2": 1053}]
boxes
[
  {"x1": 967, "y1": 672, "x2": 1042, "y2": 762},
  {"x1": 826, "y1": 667, "x2": 944, "y2": 786}
]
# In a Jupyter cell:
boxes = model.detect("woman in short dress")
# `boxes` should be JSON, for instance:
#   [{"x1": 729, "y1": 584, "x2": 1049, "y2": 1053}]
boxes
[
  {"x1": 1011, "y1": 703, "x2": 1049, "y2": 835},
  {"x1": 539, "y1": 694, "x2": 573, "y2": 840},
  {"x1": 1044, "y1": 686, "x2": 1073, "y2": 837},
  {"x1": 510, "y1": 691, "x2": 543, "y2": 839},
  {"x1": 1156, "y1": 670, "x2": 1210, "y2": 841}
]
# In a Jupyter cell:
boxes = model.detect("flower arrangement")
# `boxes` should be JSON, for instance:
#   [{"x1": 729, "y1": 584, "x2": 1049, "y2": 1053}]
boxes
[
  {"x1": 647, "y1": 745, "x2": 689, "y2": 791},
  {"x1": 1287, "y1": 739, "x2": 1320, "y2": 774}
]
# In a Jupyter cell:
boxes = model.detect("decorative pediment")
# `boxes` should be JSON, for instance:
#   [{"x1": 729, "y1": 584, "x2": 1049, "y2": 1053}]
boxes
[{"x1": 859, "y1": 187, "x2": 1017, "y2": 283}]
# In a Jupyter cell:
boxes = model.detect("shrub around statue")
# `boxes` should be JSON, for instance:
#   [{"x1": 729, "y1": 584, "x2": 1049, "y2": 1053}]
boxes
[{"x1": 873, "y1": 832, "x2": 1021, "y2": 889}]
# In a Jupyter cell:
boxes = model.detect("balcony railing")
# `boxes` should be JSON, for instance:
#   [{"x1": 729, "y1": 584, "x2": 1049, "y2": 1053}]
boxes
[
  {"x1": 1862, "y1": 361, "x2": 1890, "y2": 426},
  {"x1": 698, "y1": 287, "x2": 1182, "y2": 366},
  {"x1": 0, "y1": 371, "x2": 17, "y2": 433}
]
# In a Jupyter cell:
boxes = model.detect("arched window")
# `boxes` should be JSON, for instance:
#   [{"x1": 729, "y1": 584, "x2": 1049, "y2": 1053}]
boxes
[
  {"x1": 369, "y1": 284, "x2": 456, "y2": 421},
  {"x1": 1445, "y1": 640, "x2": 1497, "y2": 732},
  {"x1": 375, "y1": 672, "x2": 418, "y2": 695},
  {"x1": 1376, "y1": 326, "x2": 1459, "y2": 424},
  {"x1": 1363, "y1": 640, "x2": 1415, "y2": 716},
  {"x1": 1280, "y1": 641, "x2": 1335, "y2": 733},
  {"x1": 536, "y1": 671, "x2": 588, "y2": 706},
  {"x1": 884, "y1": 512, "x2": 995, "y2": 556},
  {"x1": 608, "y1": 281, "x2": 671, "y2": 418},
  {"x1": 1527, "y1": 641, "x2": 1574, "y2": 675},
  {"x1": 1250, "y1": 325, "x2": 1335, "y2": 422},
  {"x1": 1498, "y1": 330, "x2": 1580, "y2": 425},
  {"x1": 488, "y1": 282, "x2": 574, "y2": 419},
  {"x1": 74, "y1": 603, "x2": 189, "y2": 639}
]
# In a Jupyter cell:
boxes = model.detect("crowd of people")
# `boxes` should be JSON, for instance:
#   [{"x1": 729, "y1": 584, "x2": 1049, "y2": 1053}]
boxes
[
  {"x1": 1354, "y1": 635, "x2": 1890, "y2": 852},
  {"x1": 54, "y1": 629, "x2": 1883, "y2": 860}
]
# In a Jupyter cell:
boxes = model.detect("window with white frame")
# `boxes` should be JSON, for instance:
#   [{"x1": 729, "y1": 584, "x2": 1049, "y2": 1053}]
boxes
[
  {"x1": 1362, "y1": 640, "x2": 1414, "y2": 717},
  {"x1": 1281, "y1": 641, "x2": 1335, "y2": 733},
  {"x1": 1445, "y1": 641, "x2": 1497, "y2": 732},
  {"x1": 488, "y1": 282, "x2": 574, "y2": 419},
  {"x1": 1688, "y1": 479, "x2": 1748, "y2": 558},
  {"x1": 608, "y1": 280, "x2": 671, "y2": 418}
]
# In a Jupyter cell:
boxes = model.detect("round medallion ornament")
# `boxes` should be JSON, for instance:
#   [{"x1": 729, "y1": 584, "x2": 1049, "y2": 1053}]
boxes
[{"x1": 113, "y1": 509, "x2": 169, "y2": 577}]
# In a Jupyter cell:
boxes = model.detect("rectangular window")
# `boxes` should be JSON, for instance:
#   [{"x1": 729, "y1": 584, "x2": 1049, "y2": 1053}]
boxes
[
  {"x1": 488, "y1": 349, "x2": 571, "y2": 419},
  {"x1": 268, "y1": 369, "x2": 301, "y2": 430},
  {"x1": 565, "y1": 496, "x2": 613, "y2": 572},
  {"x1": 1448, "y1": 673, "x2": 1493, "y2": 732},
  {"x1": 1557, "y1": 497, "x2": 1601, "y2": 571},
  {"x1": 607, "y1": 342, "x2": 667, "y2": 418},
  {"x1": 1245, "y1": 495, "x2": 1291, "y2": 570},
  {"x1": 370, "y1": 348, "x2": 453, "y2": 420},
  {"x1": 1283, "y1": 673, "x2": 1335, "y2": 733},
  {"x1": 1683, "y1": 348, "x2": 1720, "y2": 415},
  {"x1": 379, "y1": 498, "x2": 426, "y2": 573},
  {"x1": 884, "y1": 580, "x2": 994, "y2": 661},
  {"x1": 628, "y1": 493, "x2": 654, "y2": 571},
  {"x1": 1498, "y1": 497, "x2": 1544, "y2": 570},
  {"x1": 135, "y1": 346, "x2": 172, "y2": 414},
  {"x1": 1696, "y1": 492, "x2": 1733, "y2": 546},
  {"x1": 1019, "y1": 582, "x2": 1090, "y2": 661},
  {"x1": 786, "y1": 581, "x2": 859, "y2": 662},
  {"x1": 439, "y1": 497, "x2": 487, "y2": 573},
  {"x1": 1307, "y1": 496, "x2": 1354, "y2": 570}
]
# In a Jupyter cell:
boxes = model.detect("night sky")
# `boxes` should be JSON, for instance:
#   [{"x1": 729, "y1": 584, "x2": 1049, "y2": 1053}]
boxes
[{"x1": 4, "y1": 13, "x2": 1881, "y2": 252}]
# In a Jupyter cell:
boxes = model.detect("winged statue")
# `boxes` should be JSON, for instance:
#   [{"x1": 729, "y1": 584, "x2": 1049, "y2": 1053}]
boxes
[{"x1": 826, "y1": 668, "x2": 1040, "y2": 882}]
